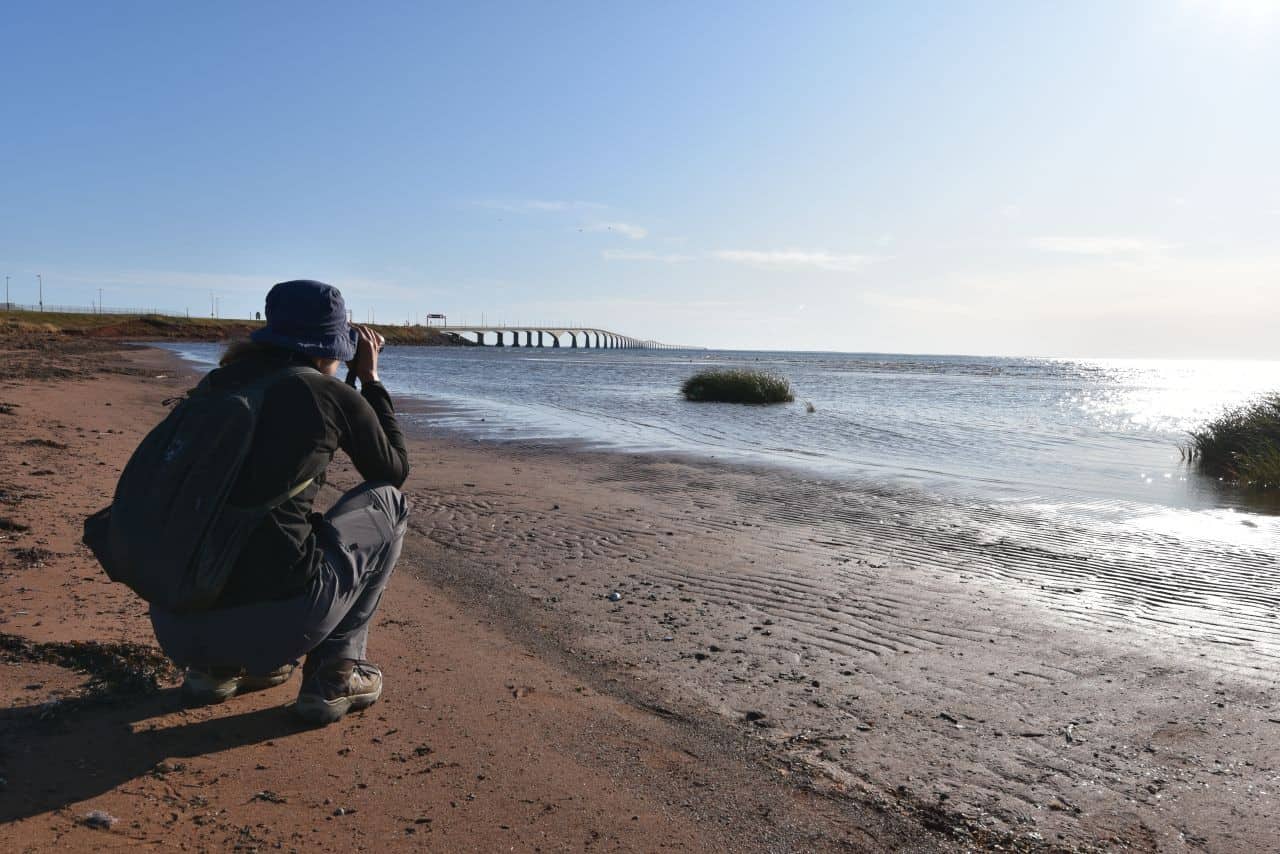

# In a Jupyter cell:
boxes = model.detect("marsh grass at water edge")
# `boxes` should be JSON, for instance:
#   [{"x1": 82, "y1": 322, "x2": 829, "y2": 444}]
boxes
[
  {"x1": 681, "y1": 369, "x2": 795, "y2": 404},
  {"x1": 1186, "y1": 394, "x2": 1280, "y2": 490}
]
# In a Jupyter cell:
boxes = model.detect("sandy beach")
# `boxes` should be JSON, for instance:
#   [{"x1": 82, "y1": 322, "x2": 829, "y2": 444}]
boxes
[{"x1": 2, "y1": 339, "x2": 1276, "y2": 852}]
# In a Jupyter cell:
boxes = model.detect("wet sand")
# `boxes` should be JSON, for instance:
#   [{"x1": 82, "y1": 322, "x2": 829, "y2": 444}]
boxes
[
  {"x1": 0, "y1": 341, "x2": 947, "y2": 852},
  {"x1": 2, "y1": 341, "x2": 1276, "y2": 851}
]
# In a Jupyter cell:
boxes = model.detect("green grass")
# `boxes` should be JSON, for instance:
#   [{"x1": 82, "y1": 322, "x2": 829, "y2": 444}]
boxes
[
  {"x1": 680, "y1": 369, "x2": 795, "y2": 404},
  {"x1": 0, "y1": 309, "x2": 458, "y2": 345},
  {"x1": 1185, "y1": 394, "x2": 1280, "y2": 489}
]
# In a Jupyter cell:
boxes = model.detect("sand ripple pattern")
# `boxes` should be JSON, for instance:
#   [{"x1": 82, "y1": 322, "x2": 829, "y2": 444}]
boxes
[
  {"x1": 399, "y1": 450, "x2": 1280, "y2": 849},
  {"x1": 414, "y1": 458, "x2": 1280, "y2": 663}
]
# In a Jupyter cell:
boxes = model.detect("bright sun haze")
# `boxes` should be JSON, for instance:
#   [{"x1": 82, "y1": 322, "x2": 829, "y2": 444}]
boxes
[{"x1": 2, "y1": 1, "x2": 1276, "y2": 357}]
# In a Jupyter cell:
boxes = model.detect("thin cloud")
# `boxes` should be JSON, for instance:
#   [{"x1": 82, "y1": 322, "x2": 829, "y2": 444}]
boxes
[
  {"x1": 51, "y1": 268, "x2": 272, "y2": 293},
  {"x1": 35, "y1": 268, "x2": 422, "y2": 301},
  {"x1": 585, "y1": 221, "x2": 648, "y2": 240},
  {"x1": 1029, "y1": 236, "x2": 1175, "y2": 255},
  {"x1": 711, "y1": 249, "x2": 873, "y2": 272},
  {"x1": 473, "y1": 199, "x2": 605, "y2": 213},
  {"x1": 601, "y1": 249, "x2": 692, "y2": 263},
  {"x1": 859, "y1": 290, "x2": 982, "y2": 318}
]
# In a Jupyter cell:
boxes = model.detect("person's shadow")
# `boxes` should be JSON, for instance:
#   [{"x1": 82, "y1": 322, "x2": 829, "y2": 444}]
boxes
[{"x1": 0, "y1": 689, "x2": 311, "y2": 823}]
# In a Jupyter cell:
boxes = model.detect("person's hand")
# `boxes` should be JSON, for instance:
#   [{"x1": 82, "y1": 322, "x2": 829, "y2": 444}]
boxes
[{"x1": 346, "y1": 325, "x2": 385, "y2": 385}]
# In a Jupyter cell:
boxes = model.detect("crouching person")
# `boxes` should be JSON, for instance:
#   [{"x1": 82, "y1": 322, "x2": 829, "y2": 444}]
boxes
[{"x1": 85, "y1": 280, "x2": 409, "y2": 725}]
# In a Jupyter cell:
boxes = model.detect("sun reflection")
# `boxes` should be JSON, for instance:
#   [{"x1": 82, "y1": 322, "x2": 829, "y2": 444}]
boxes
[{"x1": 1065, "y1": 358, "x2": 1280, "y2": 435}]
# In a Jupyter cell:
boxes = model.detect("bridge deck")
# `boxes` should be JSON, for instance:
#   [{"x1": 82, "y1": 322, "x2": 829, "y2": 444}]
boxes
[{"x1": 431, "y1": 326, "x2": 680, "y2": 349}]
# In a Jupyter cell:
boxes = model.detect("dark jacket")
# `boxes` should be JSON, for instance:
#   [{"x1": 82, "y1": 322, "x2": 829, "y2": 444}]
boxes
[{"x1": 211, "y1": 349, "x2": 409, "y2": 606}]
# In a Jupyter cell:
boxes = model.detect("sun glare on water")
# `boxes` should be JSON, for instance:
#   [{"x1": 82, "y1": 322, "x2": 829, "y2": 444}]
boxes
[{"x1": 1072, "y1": 358, "x2": 1280, "y2": 435}]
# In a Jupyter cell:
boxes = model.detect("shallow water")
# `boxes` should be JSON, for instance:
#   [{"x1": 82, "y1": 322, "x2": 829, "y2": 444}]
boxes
[
  {"x1": 164, "y1": 343, "x2": 1279, "y2": 512},
  {"x1": 161, "y1": 342, "x2": 1280, "y2": 656}
]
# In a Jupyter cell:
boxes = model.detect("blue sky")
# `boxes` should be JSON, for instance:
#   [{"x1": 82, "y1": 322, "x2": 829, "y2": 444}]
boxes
[{"x1": 3, "y1": 1, "x2": 1278, "y2": 356}]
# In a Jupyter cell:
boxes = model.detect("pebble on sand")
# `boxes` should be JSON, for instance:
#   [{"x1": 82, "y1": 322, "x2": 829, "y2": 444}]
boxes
[{"x1": 81, "y1": 810, "x2": 118, "y2": 830}]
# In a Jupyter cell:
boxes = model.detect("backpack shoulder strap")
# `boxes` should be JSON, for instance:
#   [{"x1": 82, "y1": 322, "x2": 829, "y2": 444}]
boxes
[
  {"x1": 238, "y1": 364, "x2": 316, "y2": 401},
  {"x1": 241, "y1": 475, "x2": 316, "y2": 513},
  {"x1": 225, "y1": 363, "x2": 322, "y2": 513}
]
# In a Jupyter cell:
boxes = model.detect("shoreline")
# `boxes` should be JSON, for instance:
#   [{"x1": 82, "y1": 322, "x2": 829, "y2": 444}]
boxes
[
  {"x1": 379, "y1": 419, "x2": 1280, "y2": 850},
  {"x1": 2, "y1": 341, "x2": 1277, "y2": 850},
  {"x1": 0, "y1": 339, "x2": 952, "y2": 852},
  {"x1": 150, "y1": 340, "x2": 1280, "y2": 524},
  {"x1": 1, "y1": 308, "x2": 467, "y2": 347}
]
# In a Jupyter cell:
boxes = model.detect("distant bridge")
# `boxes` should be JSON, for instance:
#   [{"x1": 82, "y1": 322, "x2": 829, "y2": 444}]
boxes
[{"x1": 437, "y1": 325, "x2": 683, "y2": 350}]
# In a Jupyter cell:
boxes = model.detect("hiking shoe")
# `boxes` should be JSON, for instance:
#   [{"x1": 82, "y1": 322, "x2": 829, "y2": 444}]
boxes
[
  {"x1": 182, "y1": 664, "x2": 295, "y2": 704},
  {"x1": 294, "y1": 659, "x2": 383, "y2": 725}
]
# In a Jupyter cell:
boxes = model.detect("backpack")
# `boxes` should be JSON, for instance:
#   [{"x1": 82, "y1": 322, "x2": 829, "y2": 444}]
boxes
[{"x1": 83, "y1": 364, "x2": 316, "y2": 613}]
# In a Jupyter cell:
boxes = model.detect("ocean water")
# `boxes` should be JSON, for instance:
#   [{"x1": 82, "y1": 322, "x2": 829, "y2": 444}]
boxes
[
  {"x1": 161, "y1": 343, "x2": 1280, "y2": 541},
  {"x1": 159, "y1": 342, "x2": 1280, "y2": 654}
]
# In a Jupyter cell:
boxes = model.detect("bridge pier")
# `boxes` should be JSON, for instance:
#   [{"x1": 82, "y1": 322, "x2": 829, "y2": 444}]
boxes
[{"x1": 444, "y1": 326, "x2": 681, "y2": 350}]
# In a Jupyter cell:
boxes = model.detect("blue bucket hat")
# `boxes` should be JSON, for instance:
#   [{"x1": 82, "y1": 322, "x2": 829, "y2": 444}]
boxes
[{"x1": 250, "y1": 280, "x2": 358, "y2": 361}]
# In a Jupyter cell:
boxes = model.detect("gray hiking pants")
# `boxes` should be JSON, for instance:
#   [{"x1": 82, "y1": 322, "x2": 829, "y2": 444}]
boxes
[{"x1": 150, "y1": 483, "x2": 410, "y2": 675}]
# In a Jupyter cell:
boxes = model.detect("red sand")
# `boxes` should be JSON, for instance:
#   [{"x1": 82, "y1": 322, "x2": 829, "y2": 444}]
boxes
[
  {"x1": 3, "y1": 339, "x2": 1277, "y2": 852},
  {"x1": 0, "y1": 341, "x2": 946, "y2": 851}
]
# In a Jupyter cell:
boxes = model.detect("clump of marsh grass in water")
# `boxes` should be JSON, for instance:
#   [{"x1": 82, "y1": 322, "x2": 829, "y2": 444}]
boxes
[
  {"x1": 681, "y1": 369, "x2": 795, "y2": 404},
  {"x1": 1185, "y1": 394, "x2": 1280, "y2": 489}
]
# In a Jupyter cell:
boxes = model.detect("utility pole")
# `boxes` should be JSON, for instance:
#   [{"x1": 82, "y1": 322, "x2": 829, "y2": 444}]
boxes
[
  {"x1": 37, "y1": 274, "x2": 43, "y2": 311},
  {"x1": 4, "y1": 276, "x2": 9, "y2": 310},
  {"x1": 98, "y1": 287, "x2": 103, "y2": 314}
]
